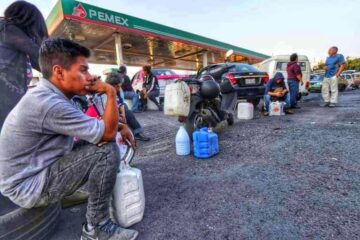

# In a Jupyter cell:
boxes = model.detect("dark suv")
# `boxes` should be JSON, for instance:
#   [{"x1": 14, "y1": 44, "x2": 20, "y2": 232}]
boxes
[{"x1": 197, "y1": 63, "x2": 268, "y2": 106}]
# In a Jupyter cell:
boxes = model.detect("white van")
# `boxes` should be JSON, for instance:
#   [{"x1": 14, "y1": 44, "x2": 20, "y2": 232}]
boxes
[{"x1": 254, "y1": 55, "x2": 311, "y2": 98}]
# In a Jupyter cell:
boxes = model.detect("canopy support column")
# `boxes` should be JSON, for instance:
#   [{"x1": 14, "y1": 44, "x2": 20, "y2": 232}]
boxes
[
  {"x1": 114, "y1": 32, "x2": 123, "y2": 66},
  {"x1": 202, "y1": 52, "x2": 208, "y2": 67}
]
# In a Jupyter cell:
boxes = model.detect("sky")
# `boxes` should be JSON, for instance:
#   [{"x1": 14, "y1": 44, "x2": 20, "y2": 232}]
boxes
[{"x1": 1, "y1": 0, "x2": 360, "y2": 76}]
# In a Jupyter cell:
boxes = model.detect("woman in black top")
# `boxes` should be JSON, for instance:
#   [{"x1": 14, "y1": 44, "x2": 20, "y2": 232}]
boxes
[
  {"x1": 0, "y1": 1, "x2": 48, "y2": 129},
  {"x1": 141, "y1": 65, "x2": 162, "y2": 111}
]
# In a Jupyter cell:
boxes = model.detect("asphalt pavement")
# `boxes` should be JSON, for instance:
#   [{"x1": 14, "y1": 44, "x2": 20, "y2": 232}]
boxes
[{"x1": 50, "y1": 90, "x2": 360, "y2": 240}]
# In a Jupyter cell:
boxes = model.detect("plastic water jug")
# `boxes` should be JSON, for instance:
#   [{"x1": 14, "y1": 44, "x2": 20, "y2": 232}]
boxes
[
  {"x1": 112, "y1": 161, "x2": 145, "y2": 228},
  {"x1": 164, "y1": 81, "x2": 191, "y2": 116},
  {"x1": 193, "y1": 128, "x2": 219, "y2": 159},
  {"x1": 176, "y1": 126, "x2": 190, "y2": 155},
  {"x1": 237, "y1": 102, "x2": 254, "y2": 119},
  {"x1": 269, "y1": 101, "x2": 285, "y2": 116}
]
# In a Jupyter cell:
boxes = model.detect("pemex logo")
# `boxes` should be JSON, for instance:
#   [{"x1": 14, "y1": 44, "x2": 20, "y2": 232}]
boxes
[{"x1": 72, "y1": 3, "x2": 87, "y2": 18}]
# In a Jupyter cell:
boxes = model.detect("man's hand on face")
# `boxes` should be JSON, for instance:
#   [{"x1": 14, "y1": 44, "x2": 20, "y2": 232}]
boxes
[{"x1": 85, "y1": 76, "x2": 114, "y2": 95}]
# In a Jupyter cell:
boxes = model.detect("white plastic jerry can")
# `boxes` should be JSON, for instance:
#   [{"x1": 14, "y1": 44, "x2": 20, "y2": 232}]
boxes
[
  {"x1": 164, "y1": 81, "x2": 191, "y2": 116},
  {"x1": 175, "y1": 126, "x2": 190, "y2": 156},
  {"x1": 112, "y1": 161, "x2": 145, "y2": 228},
  {"x1": 269, "y1": 101, "x2": 285, "y2": 116},
  {"x1": 237, "y1": 102, "x2": 254, "y2": 120}
]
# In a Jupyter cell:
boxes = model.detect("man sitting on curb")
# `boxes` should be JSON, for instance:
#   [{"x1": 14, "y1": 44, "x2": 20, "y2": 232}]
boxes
[
  {"x1": 0, "y1": 38, "x2": 138, "y2": 240},
  {"x1": 119, "y1": 65, "x2": 141, "y2": 113},
  {"x1": 263, "y1": 72, "x2": 293, "y2": 116},
  {"x1": 90, "y1": 73, "x2": 150, "y2": 142}
]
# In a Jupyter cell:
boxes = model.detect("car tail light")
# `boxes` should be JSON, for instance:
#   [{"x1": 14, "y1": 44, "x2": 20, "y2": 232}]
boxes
[
  {"x1": 226, "y1": 73, "x2": 237, "y2": 84},
  {"x1": 262, "y1": 74, "x2": 269, "y2": 83}
]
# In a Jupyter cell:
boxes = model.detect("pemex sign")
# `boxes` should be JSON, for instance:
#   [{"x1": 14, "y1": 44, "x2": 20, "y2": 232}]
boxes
[{"x1": 62, "y1": 0, "x2": 130, "y2": 28}]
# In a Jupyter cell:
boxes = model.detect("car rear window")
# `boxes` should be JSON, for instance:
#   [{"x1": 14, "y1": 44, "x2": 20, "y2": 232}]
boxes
[
  {"x1": 228, "y1": 64, "x2": 259, "y2": 72},
  {"x1": 276, "y1": 62, "x2": 307, "y2": 71}
]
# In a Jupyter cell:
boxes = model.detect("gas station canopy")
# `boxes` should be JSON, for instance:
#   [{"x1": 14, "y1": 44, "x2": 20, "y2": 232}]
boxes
[{"x1": 47, "y1": 0, "x2": 270, "y2": 70}]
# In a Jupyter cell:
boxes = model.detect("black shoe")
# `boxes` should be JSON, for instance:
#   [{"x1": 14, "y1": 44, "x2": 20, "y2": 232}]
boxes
[
  {"x1": 284, "y1": 109, "x2": 294, "y2": 114},
  {"x1": 329, "y1": 103, "x2": 336, "y2": 108},
  {"x1": 135, "y1": 133, "x2": 150, "y2": 141},
  {"x1": 132, "y1": 110, "x2": 142, "y2": 113}
]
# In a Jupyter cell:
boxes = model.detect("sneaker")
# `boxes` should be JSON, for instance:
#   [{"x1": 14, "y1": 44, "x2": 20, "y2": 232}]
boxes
[
  {"x1": 329, "y1": 103, "x2": 336, "y2": 108},
  {"x1": 81, "y1": 219, "x2": 138, "y2": 240},
  {"x1": 321, "y1": 102, "x2": 330, "y2": 107},
  {"x1": 134, "y1": 133, "x2": 150, "y2": 141},
  {"x1": 263, "y1": 111, "x2": 269, "y2": 116}
]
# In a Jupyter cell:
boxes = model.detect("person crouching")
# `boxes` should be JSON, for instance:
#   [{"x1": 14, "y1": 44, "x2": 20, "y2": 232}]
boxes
[{"x1": 263, "y1": 72, "x2": 293, "y2": 116}]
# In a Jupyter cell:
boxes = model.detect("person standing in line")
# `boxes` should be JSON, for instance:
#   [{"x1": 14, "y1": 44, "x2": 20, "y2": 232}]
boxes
[
  {"x1": 286, "y1": 53, "x2": 303, "y2": 109},
  {"x1": 321, "y1": 46, "x2": 345, "y2": 107},
  {"x1": 0, "y1": 1, "x2": 48, "y2": 130}
]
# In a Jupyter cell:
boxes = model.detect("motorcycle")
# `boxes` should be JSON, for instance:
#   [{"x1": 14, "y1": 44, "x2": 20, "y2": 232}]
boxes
[{"x1": 179, "y1": 74, "x2": 234, "y2": 136}]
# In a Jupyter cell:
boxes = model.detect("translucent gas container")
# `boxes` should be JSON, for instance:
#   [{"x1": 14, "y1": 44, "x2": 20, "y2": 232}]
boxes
[
  {"x1": 164, "y1": 81, "x2": 191, "y2": 116},
  {"x1": 269, "y1": 101, "x2": 285, "y2": 116},
  {"x1": 176, "y1": 126, "x2": 190, "y2": 155},
  {"x1": 193, "y1": 128, "x2": 219, "y2": 159},
  {"x1": 112, "y1": 161, "x2": 145, "y2": 228},
  {"x1": 237, "y1": 102, "x2": 254, "y2": 119}
]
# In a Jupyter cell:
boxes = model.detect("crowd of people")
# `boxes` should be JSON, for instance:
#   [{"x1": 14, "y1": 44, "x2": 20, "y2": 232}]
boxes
[{"x1": 0, "y1": 1, "x2": 347, "y2": 240}]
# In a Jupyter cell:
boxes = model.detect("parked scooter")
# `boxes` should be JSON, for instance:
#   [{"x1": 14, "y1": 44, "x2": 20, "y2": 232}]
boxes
[{"x1": 180, "y1": 74, "x2": 234, "y2": 136}]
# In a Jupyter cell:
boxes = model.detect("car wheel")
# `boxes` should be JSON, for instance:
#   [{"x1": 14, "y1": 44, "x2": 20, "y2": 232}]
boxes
[
  {"x1": 339, "y1": 85, "x2": 346, "y2": 92},
  {"x1": 227, "y1": 113, "x2": 234, "y2": 126},
  {"x1": 0, "y1": 194, "x2": 61, "y2": 240},
  {"x1": 185, "y1": 112, "x2": 207, "y2": 137}
]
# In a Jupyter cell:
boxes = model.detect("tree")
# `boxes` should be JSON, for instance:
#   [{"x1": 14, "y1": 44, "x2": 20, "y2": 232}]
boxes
[
  {"x1": 313, "y1": 57, "x2": 360, "y2": 71},
  {"x1": 345, "y1": 57, "x2": 360, "y2": 71}
]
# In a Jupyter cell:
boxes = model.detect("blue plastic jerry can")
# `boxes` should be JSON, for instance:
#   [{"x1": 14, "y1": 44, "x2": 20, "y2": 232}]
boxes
[{"x1": 193, "y1": 128, "x2": 219, "y2": 159}]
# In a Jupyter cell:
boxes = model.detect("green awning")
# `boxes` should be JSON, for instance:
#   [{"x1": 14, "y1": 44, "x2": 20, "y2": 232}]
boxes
[{"x1": 46, "y1": 0, "x2": 269, "y2": 70}]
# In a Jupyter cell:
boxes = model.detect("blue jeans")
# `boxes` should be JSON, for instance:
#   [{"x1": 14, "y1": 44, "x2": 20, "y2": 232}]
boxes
[
  {"x1": 124, "y1": 91, "x2": 140, "y2": 111},
  {"x1": 124, "y1": 104, "x2": 142, "y2": 134},
  {"x1": 288, "y1": 80, "x2": 299, "y2": 108},
  {"x1": 147, "y1": 89, "x2": 161, "y2": 109},
  {"x1": 34, "y1": 142, "x2": 119, "y2": 226},
  {"x1": 264, "y1": 93, "x2": 290, "y2": 112}
]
